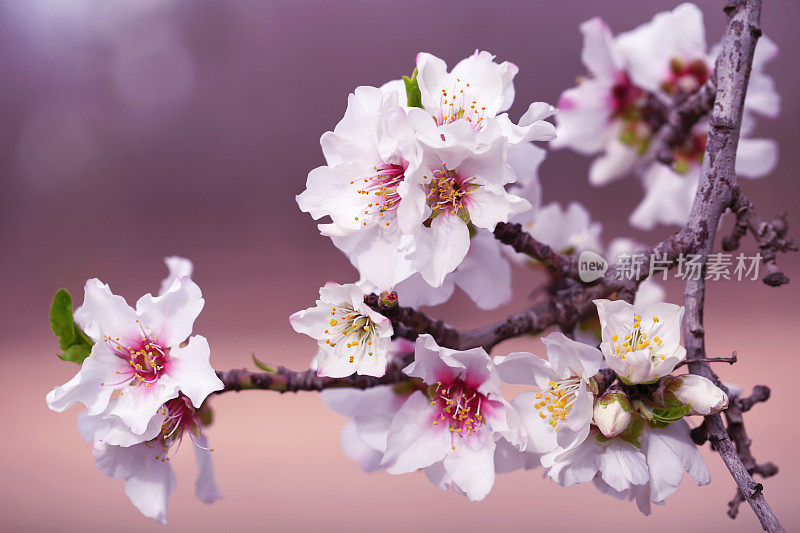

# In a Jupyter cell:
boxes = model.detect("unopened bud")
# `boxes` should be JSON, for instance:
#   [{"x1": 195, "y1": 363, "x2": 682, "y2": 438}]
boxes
[
  {"x1": 660, "y1": 374, "x2": 729, "y2": 416},
  {"x1": 379, "y1": 290, "x2": 398, "y2": 308},
  {"x1": 593, "y1": 391, "x2": 632, "y2": 438}
]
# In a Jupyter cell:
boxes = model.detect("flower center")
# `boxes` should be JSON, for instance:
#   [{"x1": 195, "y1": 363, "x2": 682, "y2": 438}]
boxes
[
  {"x1": 323, "y1": 305, "x2": 377, "y2": 364},
  {"x1": 425, "y1": 166, "x2": 476, "y2": 218},
  {"x1": 102, "y1": 319, "x2": 167, "y2": 389},
  {"x1": 351, "y1": 162, "x2": 405, "y2": 229},
  {"x1": 438, "y1": 78, "x2": 486, "y2": 129},
  {"x1": 610, "y1": 72, "x2": 644, "y2": 116},
  {"x1": 153, "y1": 394, "x2": 212, "y2": 462},
  {"x1": 662, "y1": 58, "x2": 709, "y2": 95},
  {"x1": 430, "y1": 380, "x2": 487, "y2": 446},
  {"x1": 672, "y1": 132, "x2": 707, "y2": 173},
  {"x1": 534, "y1": 377, "x2": 581, "y2": 430},
  {"x1": 609, "y1": 314, "x2": 666, "y2": 364}
]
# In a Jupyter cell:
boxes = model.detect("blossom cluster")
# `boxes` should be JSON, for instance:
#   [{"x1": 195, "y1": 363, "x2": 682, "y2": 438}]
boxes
[
  {"x1": 324, "y1": 299, "x2": 729, "y2": 512},
  {"x1": 46, "y1": 258, "x2": 224, "y2": 524},
  {"x1": 43, "y1": 1, "x2": 780, "y2": 524},
  {"x1": 553, "y1": 2, "x2": 780, "y2": 230}
]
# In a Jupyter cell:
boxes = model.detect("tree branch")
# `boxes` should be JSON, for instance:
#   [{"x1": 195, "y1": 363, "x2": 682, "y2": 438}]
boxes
[{"x1": 678, "y1": 0, "x2": 783, "y2": 530}]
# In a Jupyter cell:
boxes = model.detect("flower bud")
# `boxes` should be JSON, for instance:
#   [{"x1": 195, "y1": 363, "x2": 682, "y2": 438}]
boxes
[
  {"x1": 660, "y1": 374, "x2": 729, "y2": 415},
  {"x1": 593, "y1": 391, "x2": 632, "y2": 438}
]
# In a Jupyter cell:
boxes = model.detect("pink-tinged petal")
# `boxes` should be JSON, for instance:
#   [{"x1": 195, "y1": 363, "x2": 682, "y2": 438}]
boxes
[
  {"x1": 512, "y1": 391, "x2": 557, "y2": 455},
  {"x1": 597, "y1": 440, "x2": 649, "y2": 492},
  {"x1": 93, "y1": 441, "x2": 176, "y2": 525},
  {"x1": 541, "y1": 332, "x2": 605, "y2": 379},
  {"x1": 289, "y1": 306, "x2": 331, "y2": 339},
  {"x1": 494, "y1": 352, "x2": 556, "y2": 389},
  {"x1": 736, "y1": 138, "x2": 778, "y2": 179},
  {"x1": 193, "y1": 432, "x2": 222, "y2": 504},
  {"x1": 588, "y1": 136, "x2": 639, "y2": 186},
  {"x1": 467, "y1": 187, "x2": 530, "y2": 229},
  {"x1": 158, "y1": 256, "x2": 193, "y2": 296},
  {"x1": 443, "y1": 433, "x2": 496, "y2": 501},
  {"x1": 580, "y1": 17, "x2": 622, "y2": 80},
  {"x1": 552, "y1": 81, "x2": 616, "y2": 154},
  {"x1": 451, "y1": 231, "x2": 512, "y2": 310},
  {"x1": 108, "y1": 382, "x2": 179, "y2": 435},
  {"x1": 136, "y1": 277, "x2": 204, "y2": 347},
  {"x1": 547, "y1": 437, "x2": 602, "y2": 487},
  {"x1": 74, "y1": 279, "x2": 140, "y2": 344},
  {"x1": 382, "y1": 391, "x2": 451, "y2": 474},
  {"x1": 46, "y1": 342, "x2": 128, "y2": 415},
  {"x1": 645, "y1": 419, "x2": 709, "y2": 503},
  {"x1": 78, "y1": 404, "x2": 165, "y2": 447},
  {"x1": 629, "y1": 164, "x2": 697, "y2": 230},
  {"x1": 556, "y1": 382, "x2": 593, "y2": 449},
  {"x1": 341, "y1": 421, "x2": 384, "y2": 472},
  {"x1": 413, "y1": 212, "x2": 471, "y2": 287},
  {"x1": 415, "y1": 52, "x2": 450, "y2": 112},
  {"x1": 165, "y1": 335, "x2": 224, "y2": 407}
]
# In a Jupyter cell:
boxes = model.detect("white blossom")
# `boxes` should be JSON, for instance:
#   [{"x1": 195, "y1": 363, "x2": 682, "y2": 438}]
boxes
[
  {"x1": 290, "y1": 282, "x2": 393, "y2": 378},
  {"x1": 593, "y1": 391, "x2": 633, "y2": 438},
  {"x1": 658, "y1": 374, "x2": 729, "y2": 416},
  {"x1": 46, "y1": 259, "x2": 223, "y2": 435},
  {"x1": 381, "y1": 334, "x2": 524, "y2": 501},
  {"x1": 594, "y1": 299, "x2": 686, "y2": 384}
]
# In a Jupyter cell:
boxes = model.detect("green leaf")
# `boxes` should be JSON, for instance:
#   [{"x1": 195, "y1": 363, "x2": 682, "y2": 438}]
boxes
[
  {"x1": 402, "y1": 68, "x2": 423, "y2": 109},
  {"x1": 252, "y1": 353, "x2": 276, "y2": 373},
  {"x1": 59, "y1": 343, "x2": 92, "y2": 364},
  {"x1": 49, "y1": 288, "x2": 94, "y2": 364},
  {"x1": 50, "y1": 289, "x2": 76, "y2": 350}
]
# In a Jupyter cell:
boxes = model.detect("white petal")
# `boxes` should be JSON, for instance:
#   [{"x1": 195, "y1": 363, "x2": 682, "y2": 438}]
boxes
[
  {"x1": 413, "y1": 212, "x2": 471, "y2": 287},
  {"x1": 442, "y1": 433, "x2": 496, "y2": 501},
  {"x1": 73, "y1": 279, "x2": 140, "y2": 344},
  {"x1": 382, "y1": 391, "x2": 451, "y2": 473},
  {"x1": 135, "y1": 277, "x2": 204, "y2": 347},
  {"x1": 165, "y1": 335, "x2": 224, "y2": 407},
  {"x1": 158, "y1": 256, "x2": 193, "y2": 297},
  {"x1": 194, "y1": 433, "x2": 222, "y2": 504}
]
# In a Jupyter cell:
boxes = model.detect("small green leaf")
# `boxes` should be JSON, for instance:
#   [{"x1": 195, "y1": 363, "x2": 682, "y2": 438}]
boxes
[
  {"x1": 402, "y1": 68, "x2": 423, "y2": 109},
  {"x1": 50, "y1": 289, "x2": 76, "y2": 350},
  {"x1": 59, "y1": 343, "x2": 92, "y2": 364},
  {"x1": 50, "y1": 288, "x2": 94, "y2": 363},
  {"x1": 252, "y1": 353, "x2": 276, "y2": 373}
]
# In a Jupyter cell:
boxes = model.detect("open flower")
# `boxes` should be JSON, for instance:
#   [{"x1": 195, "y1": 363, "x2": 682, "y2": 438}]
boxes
[
  {"x1": 495, "y1": 332, "x2": 606, "y2": 464},
  {"x1": 46, "y1": 264, "x2": 223, "y2": 435},
  {"x1": 413, "y1": 50, "x2": 556, "y2": 146},
  {"x1": 290, "y1": 282, "x2": 393, "y2": 378},
  {"x1": 296, "y1": 85, "x2": 421, "y2": 289},
  {"x1": 406, "y1": 135, "x2": 530, "y2": 286},
  {"x1": 79, "y1": 394, "x2": 221, "y2": 524},
  {"x1": 381, "y1": 334, "x2": 523, "y2": 501},
  {"x1": 594, "y1": 299, "x2": 686, "y2": 384}
]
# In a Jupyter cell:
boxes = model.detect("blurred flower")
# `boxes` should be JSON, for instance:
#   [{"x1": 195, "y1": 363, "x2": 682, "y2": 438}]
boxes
[
  {"x1": 594, "y1": 299, "x2": 686, "y2": 384},
  {"x1": 46, "y1": 259, "x2": 223, "y2": 435},
  {"x1": 509, "y1": 202, "x2": 603, "y2": 264},
  {"x1": 381, "y1": 334, "x2": 524, "y2": 501},
  {"x1": 290, "y1": 282, "x2": 393, "y2": 378}
]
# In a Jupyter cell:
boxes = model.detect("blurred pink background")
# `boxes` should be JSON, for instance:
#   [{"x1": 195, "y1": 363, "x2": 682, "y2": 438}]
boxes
[{"x1": 1, "y1": 0, "x2": 798, "y2": 531}]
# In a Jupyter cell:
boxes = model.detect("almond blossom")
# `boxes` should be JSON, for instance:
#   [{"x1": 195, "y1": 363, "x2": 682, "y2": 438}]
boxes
[
  {"x1": 406, "y1": 135, "x2": 531, "y2": 286},
  {"x1": 494, "y1": 332, "x2": 606, "y2": 465},
  {"x1": 290, "y1": 282, "x2": 393, "y2": 378},
  {"x1": 79, "y1": 393, "x2": 221, "y2": 524},
  {"x1": 656, "y1": 374, "x2": 729, "y2": 416},
  {"x1": 296, "y1": 86, "x2": 421, "y2": 289},
  {"x1": 590, "y1": 419, "x2": 710, "y2": 514},
  {"x1": 381, "y1": 334, "x2": 524, "y2": 501},
  {"x1": 46, "y1": 263, "x2": 223, "y2": 435},
  {"x1": 411, "y1": 50, "x2": 556, "y2": 146},
  {"x1": 594, "y1": 299, "x2": 686, "y2": 385}
]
